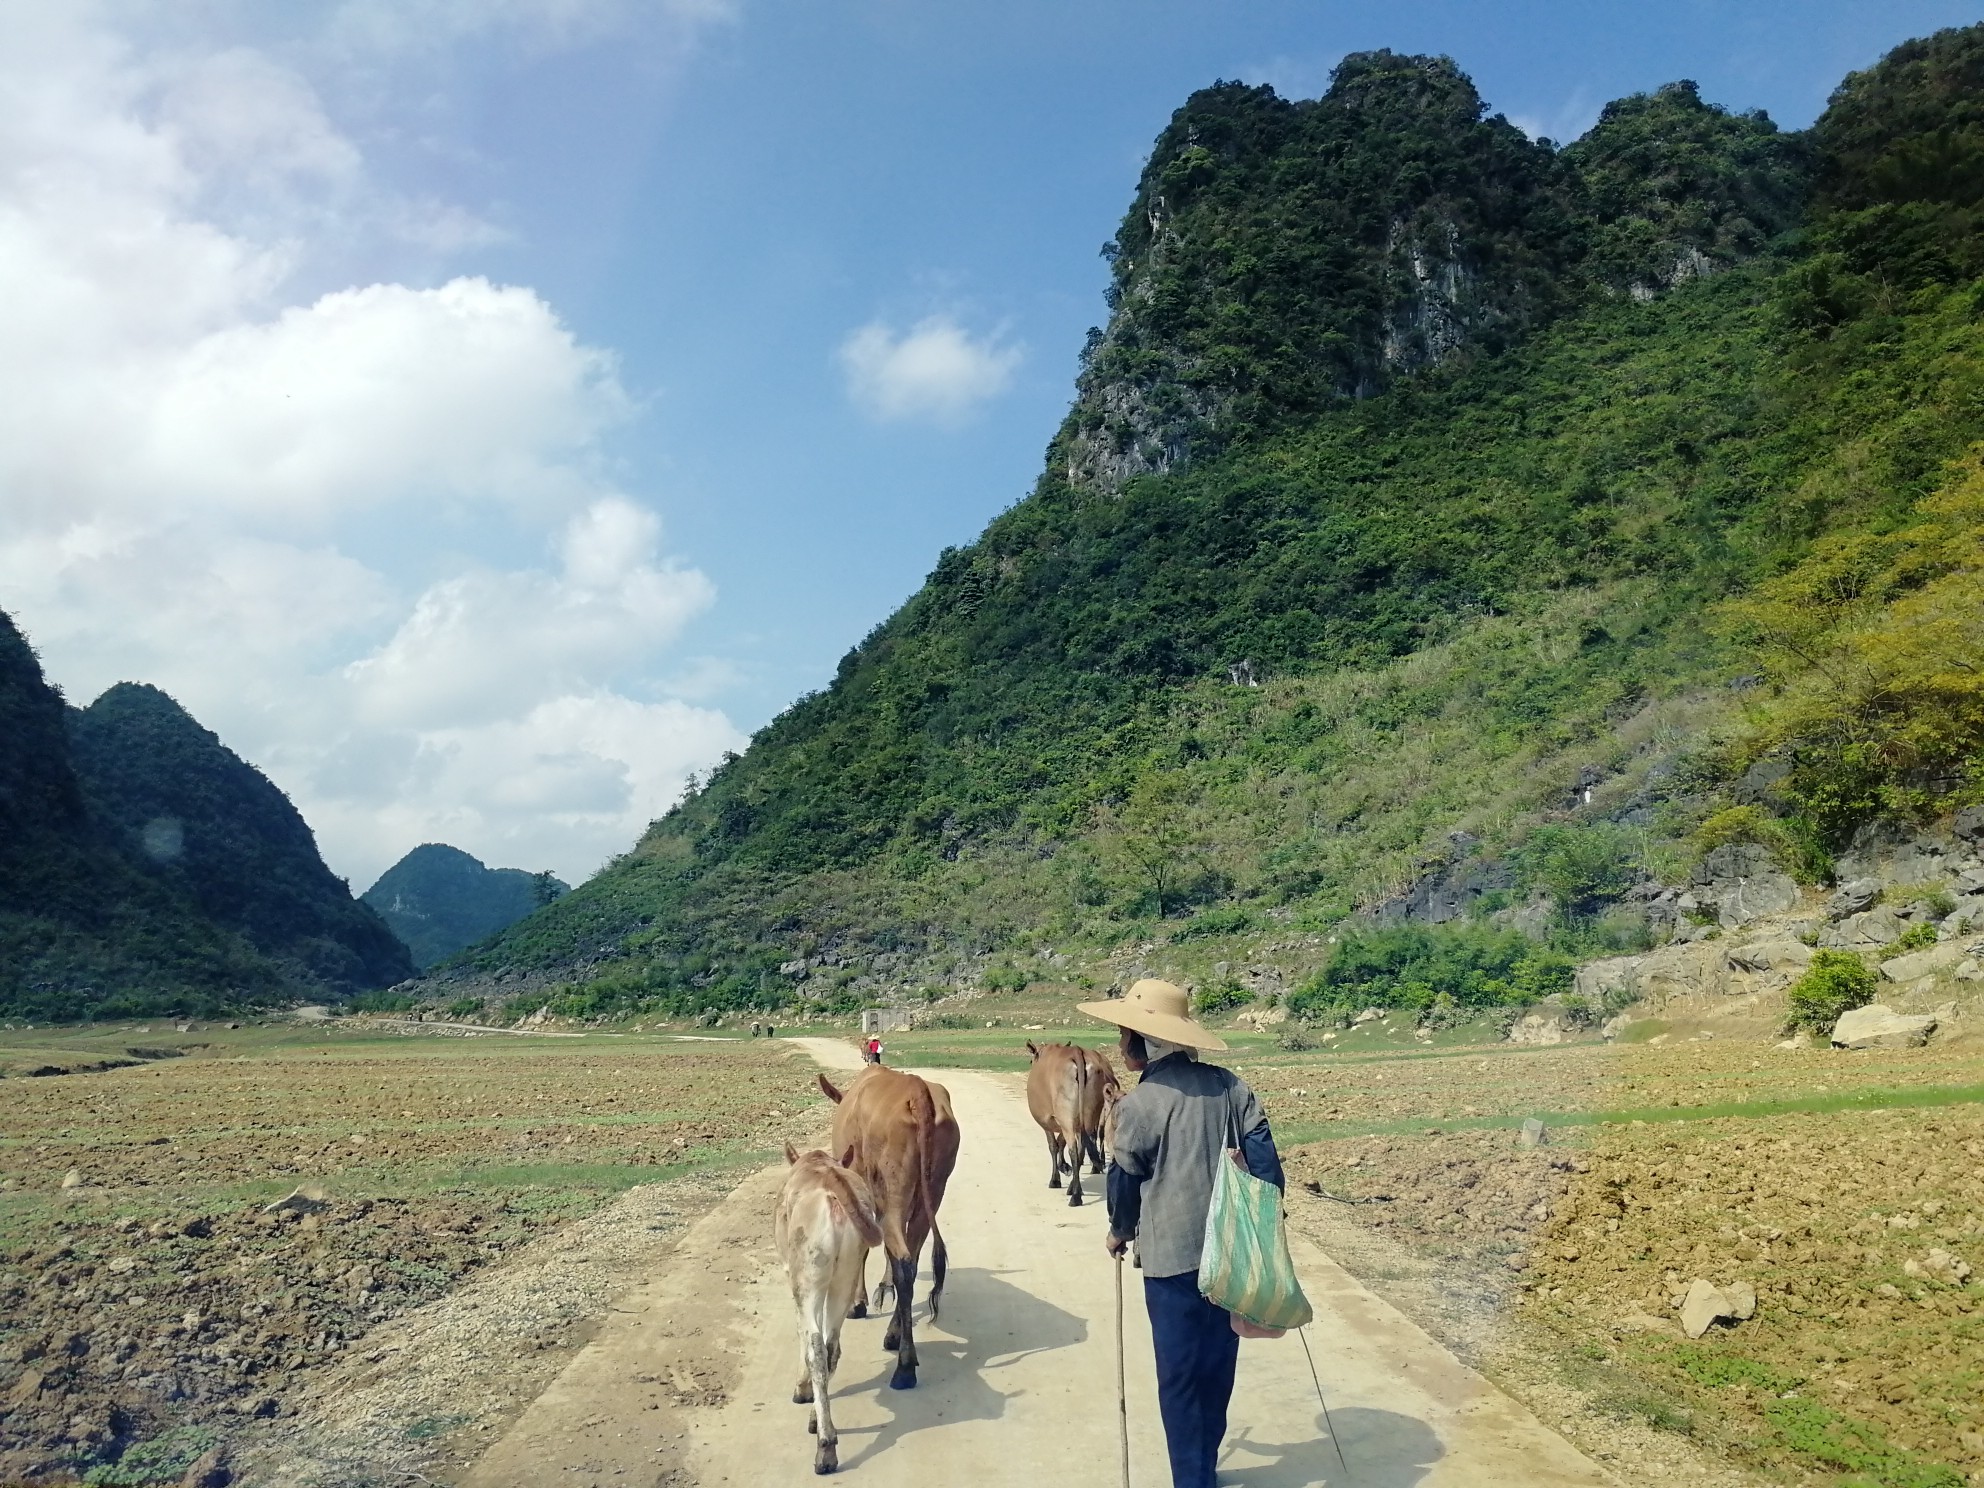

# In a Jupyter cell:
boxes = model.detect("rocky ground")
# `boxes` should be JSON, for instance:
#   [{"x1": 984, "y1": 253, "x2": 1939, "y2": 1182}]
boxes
[{"x1": 0, "y1": 1022, "x2": 819, "y2": 1485}]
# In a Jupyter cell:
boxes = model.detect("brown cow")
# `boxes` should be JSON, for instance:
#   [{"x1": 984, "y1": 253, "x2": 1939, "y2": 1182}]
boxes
[
  {"x1": 1025, "y1": 1041, "x2": 1110, "y2": 1205},
  {"x1": 775, "y1": 1143, "x2": 881, "y2": 1474},
  {"x1": 816, "y1": 1067, "x2": 958, "y2": 1391}
]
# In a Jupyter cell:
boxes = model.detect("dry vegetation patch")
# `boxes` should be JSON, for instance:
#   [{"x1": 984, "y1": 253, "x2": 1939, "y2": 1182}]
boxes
[{"x1": 0, "y1": 1024, "x2": 816, "y2": 1484}]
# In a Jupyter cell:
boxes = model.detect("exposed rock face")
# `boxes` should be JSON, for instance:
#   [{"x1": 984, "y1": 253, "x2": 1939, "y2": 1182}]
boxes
[
  {"x1": 1726, "y1": 938, "x2": 1812, "y2": 973},
  {"x1": 1575, "y1": 955, "x2": 1645, "y2": 1000},
  {"x1": 1692, "y1": 842, "x2": 1799, "y2": 928},
  {"x1": 1831, "y1": 1003, "x2": 1938, "y2": 1049},
  {"x1": 1055, "y1": 55, "x2": 1806, "y2": 496},
  {"x1": 1821, "y1": 907, "x2": 1904, "y2": 949}
]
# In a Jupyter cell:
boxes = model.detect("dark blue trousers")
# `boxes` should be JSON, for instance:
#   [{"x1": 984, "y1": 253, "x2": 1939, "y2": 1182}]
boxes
[{"x1": 1144, "y1": 1271, "x2": 1239, "y2": 1488}]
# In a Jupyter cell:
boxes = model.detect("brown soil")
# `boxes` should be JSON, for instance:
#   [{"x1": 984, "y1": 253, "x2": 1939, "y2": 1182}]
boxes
[
  {"x1": 1523, "y1": 1102, "x2": 1984, "y2": 1485},
  {"x1": 0, "y1": 1024, "x2": 818, "y2": 1484}
]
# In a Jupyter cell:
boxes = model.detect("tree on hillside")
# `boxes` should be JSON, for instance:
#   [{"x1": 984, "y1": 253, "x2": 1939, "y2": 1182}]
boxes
[{"x1": 1097, "y1": 773, "x2": 1202, "y2": 918}]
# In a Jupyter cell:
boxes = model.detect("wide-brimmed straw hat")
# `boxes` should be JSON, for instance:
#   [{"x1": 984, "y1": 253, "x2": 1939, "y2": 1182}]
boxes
[{"x1": 1077, "y1": 978, "x2": 1228, "y2": 1052}]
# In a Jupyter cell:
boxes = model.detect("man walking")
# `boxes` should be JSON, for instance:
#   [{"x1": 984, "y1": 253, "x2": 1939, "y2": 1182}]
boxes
[{"x1": 1079, "y1": 978, "x2": 1284, "y2": 1488}]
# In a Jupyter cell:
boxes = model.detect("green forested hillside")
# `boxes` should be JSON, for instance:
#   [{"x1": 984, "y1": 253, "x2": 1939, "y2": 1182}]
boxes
[
  {"x1": 460, "y1": 28, "x2": 1984, "y2": 1021},
  {"x1": 0, "y1": 617, "x2": 284, "y2": 1019},
  {"x1": 363, "y1": 844, "x2": 565, "y2": 970},
  {"x1": 69, "y1": 684, "x2": 413, "y2": 996}
]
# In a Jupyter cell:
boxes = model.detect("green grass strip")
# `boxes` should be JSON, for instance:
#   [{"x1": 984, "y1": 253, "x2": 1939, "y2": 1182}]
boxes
[{"x1": 1276, "y1": 1081, "x2": 1984, "y2": 1146}]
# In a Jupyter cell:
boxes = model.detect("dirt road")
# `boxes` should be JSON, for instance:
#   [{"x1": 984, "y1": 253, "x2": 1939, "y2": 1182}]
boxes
[{"x1": 466, "y1": 1039, "x2": 1613, "y2": 1487}]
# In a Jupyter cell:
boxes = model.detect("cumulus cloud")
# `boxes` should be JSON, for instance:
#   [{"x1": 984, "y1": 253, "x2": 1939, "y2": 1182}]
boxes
[
  {"x1": 0, "y1": 3, "x2": 743, "y2": 887},
  {"x1": 838, "y1": 314, "x2": 1021, "y2": 426}
]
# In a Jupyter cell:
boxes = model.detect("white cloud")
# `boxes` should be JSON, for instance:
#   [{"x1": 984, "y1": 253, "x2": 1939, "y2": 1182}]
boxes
[
  {"x1": 838, "y1": 314, "x2": 1021, "y2": 427},
  {"x1": 346, "y1": 498, "x2": 715, "y2": 729},
  {"x1": 0, "y1": 3, "x2": 741, "y2": 888}
]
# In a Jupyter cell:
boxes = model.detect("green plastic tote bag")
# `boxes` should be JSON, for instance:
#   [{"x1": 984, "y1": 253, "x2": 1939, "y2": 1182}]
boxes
[{"x1": 1198, "y1": 1122, "x2": 1313, "y2": 1335}]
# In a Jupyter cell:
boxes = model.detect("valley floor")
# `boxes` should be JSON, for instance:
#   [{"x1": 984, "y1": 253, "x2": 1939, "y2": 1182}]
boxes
[{"x1": 3, "y1": 1005, "x2": 1980, "y2": 1486}]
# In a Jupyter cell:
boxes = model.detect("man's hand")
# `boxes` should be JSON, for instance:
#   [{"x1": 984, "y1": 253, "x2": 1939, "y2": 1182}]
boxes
[{"x1": 1105, "y1": 1231, "x2": 1130, "y2": 1260}]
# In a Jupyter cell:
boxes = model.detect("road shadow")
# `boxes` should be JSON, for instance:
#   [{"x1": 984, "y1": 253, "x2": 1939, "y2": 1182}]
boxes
[
  {"x1": 1219, "y1": 1406, "x2": 1441, "y2": 1488},
  {"x1": 831, "y1": 1267, "x2": 1086, "y2": 1471}
]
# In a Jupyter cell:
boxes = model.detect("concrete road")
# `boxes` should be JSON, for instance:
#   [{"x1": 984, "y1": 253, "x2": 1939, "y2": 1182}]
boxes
[{"x1": 467, "y1": 1038, "x2": 1613, "y2": 1487}]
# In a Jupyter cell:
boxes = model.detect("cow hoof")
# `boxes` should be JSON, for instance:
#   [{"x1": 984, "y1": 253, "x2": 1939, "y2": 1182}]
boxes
[
  {"x1": 848, "y1": 1301, "x2": 867, "y2": 1320},
  {"x1": 1067, "y1": 1192, "x2": 1084, "y2": 1207},
  {"x1": 815, "y1": 1441, "x2": 838, "y2": 1473},
  {"x1": 888, "y1": 1367, "x2": 917, "y2": 1391},
  {"x1": 1049, "y1": 1176, "x2": 1061, "y2": 1189},
  {"x1": 793, "y1": 1386, "x2": 813, "y2": 1405},
  {"x1": 807, "y1": 1415, "x2": 817, "y2": 1434}
]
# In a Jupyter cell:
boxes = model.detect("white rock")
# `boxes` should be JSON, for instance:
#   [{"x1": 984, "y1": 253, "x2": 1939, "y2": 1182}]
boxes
[
  {"x1": 1725, "y1": 1278, "x2": 1757, "y2": 1320},
  {"x1": 1681, "y1": 1279, "x2": 1742, "y2": 1338},
  {"x1": 1830, "y1": 1003, "x2": 1938, "y2": 1050}
]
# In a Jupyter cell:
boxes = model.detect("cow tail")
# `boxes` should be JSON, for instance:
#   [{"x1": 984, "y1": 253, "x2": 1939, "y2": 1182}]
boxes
[{"x1": 905, "y1": 1079, "x2": 939, "y2": 1264}]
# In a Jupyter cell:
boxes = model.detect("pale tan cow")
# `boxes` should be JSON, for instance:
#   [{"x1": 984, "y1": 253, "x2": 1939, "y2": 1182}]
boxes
[
  {"x1": 1080, "y1": 1044, "x2": 1123, "y2": 1172},
  {"x1": 1025, "y1": 1041, "x2": 1111, "y2": 1206},
  {"x1": 776, "y1": 1143, "x2": 881, "y2": 1475},
  {"x1": 816, "y1": 1066, "x2": 959, "y2": 1391}
]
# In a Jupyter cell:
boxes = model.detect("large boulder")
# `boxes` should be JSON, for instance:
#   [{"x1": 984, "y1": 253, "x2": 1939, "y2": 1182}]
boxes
[
  {"x1": 1680, "y1": 1278, "x2": 1757, "y2": 1339},
  {"x1": 1727, "y1": 938, "x2": 1812, "y2": 974},
  {"x1": 1820, "y1": 906, "x2": 1904, "y2": 949},
  {"x1": 1955, "y1": 805, "x2": 1984, "y2": 842},
  {"x1": 1827, "y1": 878, "x2": 1883, "y2": 917},
  {"x1": 1879, "y1": 942, "x2": 1964, "y2": 983},
  {"x1": 1693, "y1": 843, "x2": 1799, "y2": 928},
  {"x1": 1508, "y1": 1000, "x2": 1580, "y2": 1045},
  {"x1": 1574, "y1": 955, "x2": 1644, "y2": 1001},
  {"x1": 1831, "y1": 1003, "x2": 1938, "y2": 1050}
]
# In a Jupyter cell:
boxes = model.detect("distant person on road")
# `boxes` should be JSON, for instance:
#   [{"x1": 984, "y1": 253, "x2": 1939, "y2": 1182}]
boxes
[
  {"x1": 864, "y1": 1034, "x2": 883, "y2": 1064},
  {"x1": 1079, "y1": 979, "x2": 1284, "y2": 1488}
]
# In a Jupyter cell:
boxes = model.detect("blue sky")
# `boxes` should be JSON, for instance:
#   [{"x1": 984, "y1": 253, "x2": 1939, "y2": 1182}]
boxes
[{"x1": 1, "y1": 0, "x2": 1974, "y2": 886}]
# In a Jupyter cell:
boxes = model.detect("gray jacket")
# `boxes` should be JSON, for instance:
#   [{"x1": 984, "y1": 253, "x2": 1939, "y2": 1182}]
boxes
[{"x1": 1106, "y1": 1055, "x2": 1280, "y2": 1279}]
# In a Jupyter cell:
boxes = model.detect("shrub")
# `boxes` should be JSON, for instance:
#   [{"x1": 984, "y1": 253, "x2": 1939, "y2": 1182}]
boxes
[
  {"x1": 1693, "y1": 804, "x2": 1831, "y2": 885},
  {"x1": 1171, "y1": 905, "x2": 1256, "y2": 942},
  {"x1": 1785, "y1": 950, "x2": 1878, "y2": 1034},
  {"x1": 983, "y1": 963, "x2": 1032, "y2": 994},
  {"x1": 348, "y1": 989, "x2": 417, "y2": 1013},
  {"x1": 1514, "y1": 822, "x2": 1645, "y2": 917},
  {"x1": 1889, "y1": 922, "x2": 1938, "y2": 954},
  {"x1": 1276, "y1": 1022, "x2": 1317, "y2": 1051},
  {"x1": 1289, "y1": 925, "x2": 1573, "y2": 1017},
  {"x1": 444, "y1": 996, "x2": 484, "y2": 1019},
  {"x1": 1194, "y1": 978, "x2": 1255, "y2": 1016}
]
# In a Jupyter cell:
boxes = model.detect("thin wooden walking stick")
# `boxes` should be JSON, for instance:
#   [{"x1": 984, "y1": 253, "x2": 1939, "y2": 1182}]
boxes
[
  {"x1": 1298, "y1": 1326, "x2": 1354, "y2": 1484},
  {"x1": 1114, "y1": 1253, "x2": 1130, "y2": 1488}
]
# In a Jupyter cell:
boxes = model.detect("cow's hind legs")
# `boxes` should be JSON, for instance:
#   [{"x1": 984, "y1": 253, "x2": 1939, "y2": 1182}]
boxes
[
  {"x1": 1047, "y1": 1131, "x2": 1065, "y2": 1189},
  {"x1": 807, "y1": 1331, "x2": 839, "y2": 1473},
  {"x1": 848, "y1": 1253, "x2": 868, "y2": 1319},
  {"x1": 1084, "y1": 1131, "x2": 1106, "y2": 1174},
  {"x1": 928, "y1": 1224, "x2": 947, "y2": 1322},
  {"x1": 1066, "y1": 1148, "x2": 1085, "y2": 1206},
  {"x1": 886, "y1": 1253, "x2": 920, "y2": 1390}
]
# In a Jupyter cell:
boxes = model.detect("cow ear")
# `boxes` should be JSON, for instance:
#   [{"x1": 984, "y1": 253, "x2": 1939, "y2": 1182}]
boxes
[
  {"x1": 839, "y1": 1144, "x2": 857, "y2": 1169},
  {"x1": 1026, "y1": 1041, "x2": 1039, "y2": 1059},
  {"x1": 784, "y1": 1141, "x2": 799, "y2": 1165},
  {"x1": 818, "y1": 1073, "x2": 843, "y2": 1103}
]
